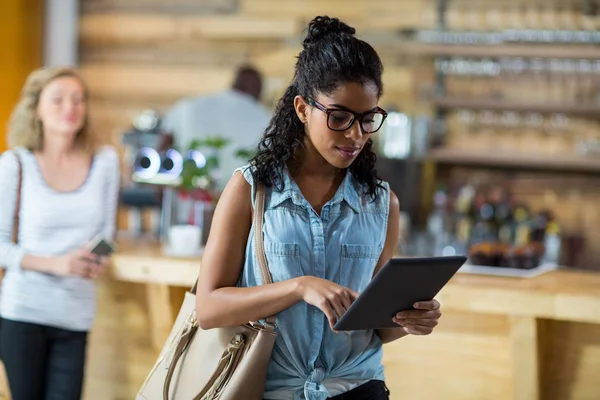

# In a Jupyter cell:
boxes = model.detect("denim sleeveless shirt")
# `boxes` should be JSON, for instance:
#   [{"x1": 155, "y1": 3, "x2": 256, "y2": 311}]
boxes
[{"x1": 236, "y1": 166, "x2": 390, "y2": 400}]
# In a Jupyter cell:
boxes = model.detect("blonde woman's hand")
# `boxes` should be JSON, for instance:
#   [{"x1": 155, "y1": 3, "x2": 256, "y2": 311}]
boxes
[
  {"x1": 297, "y1": 276, "x2": 359, "y2": 332},
  {"x1": 88, "y1": 255, "x2": 110, "y2": 279},
  {"x1": 49, "y1": 249, "x2": 99, "y2": 278}
]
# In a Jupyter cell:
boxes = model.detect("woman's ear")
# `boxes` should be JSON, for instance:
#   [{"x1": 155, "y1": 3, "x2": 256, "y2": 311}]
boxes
[{"x1": 293, "y1": 95, "x2": 309, "y2": 124}]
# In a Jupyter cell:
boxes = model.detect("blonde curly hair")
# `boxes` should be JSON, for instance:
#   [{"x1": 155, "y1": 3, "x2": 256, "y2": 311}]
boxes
[{"x1": 7, "y1": 67, "x2": 96, "y2": 152}]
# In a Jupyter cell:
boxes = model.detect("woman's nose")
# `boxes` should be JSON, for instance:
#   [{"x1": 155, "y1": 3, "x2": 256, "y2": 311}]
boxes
[{"x1": 345, "y1": 119, "x2": 364, "y2": 140}]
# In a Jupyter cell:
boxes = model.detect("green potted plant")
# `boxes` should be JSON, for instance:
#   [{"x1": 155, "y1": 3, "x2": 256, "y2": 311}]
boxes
[{"x1": 175, "y1": 136, "x2": 257, "y2": 228}]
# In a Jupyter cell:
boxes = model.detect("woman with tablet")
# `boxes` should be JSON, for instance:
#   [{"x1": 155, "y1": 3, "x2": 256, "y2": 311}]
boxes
[
  {"x1": 196, "y1": 16, "x2": 443, "y2": 400},
  {"x1": 0, "y1": 67, "x2": 120, "y2": 400}
]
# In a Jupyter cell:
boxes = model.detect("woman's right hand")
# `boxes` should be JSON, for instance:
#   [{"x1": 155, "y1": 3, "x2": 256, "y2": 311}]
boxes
[
  {"x1": 297, "y1": 276, "x2": 359, "y2": 332},
  {"x1": 49, "y1": 250, "x2": 99, "y2": 277}
]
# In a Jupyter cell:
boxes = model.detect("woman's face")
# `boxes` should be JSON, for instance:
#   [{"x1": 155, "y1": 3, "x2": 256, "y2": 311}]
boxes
[
  {"x1": 36, "y1": 76, "x2": 87, "y2": 140},
  {"x1": 295, "y1": 81, "x2": 380, "y2": 170}
]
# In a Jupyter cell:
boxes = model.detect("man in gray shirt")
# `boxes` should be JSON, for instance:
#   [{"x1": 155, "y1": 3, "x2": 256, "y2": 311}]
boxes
[{"x1": 161, "y1": 65, "x2": 272, "y2": 191}]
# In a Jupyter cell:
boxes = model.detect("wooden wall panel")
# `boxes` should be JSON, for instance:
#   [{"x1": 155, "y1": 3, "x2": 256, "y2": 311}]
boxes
[
  {"x1": 81, "y1": 0, "x2": 238, "y2": 14},
  {"x1": 239, "y1": 0, "x2": 368, "y2": 21},
  {"x1": 79, "y1": 0, "x2": 425, "y2": 146},
  {"x1": 79, "y1": 14, "x2": 301, "y2": 45},
  {"x1": 80, "y1": 64, "x2": 235, "y2": 101}
]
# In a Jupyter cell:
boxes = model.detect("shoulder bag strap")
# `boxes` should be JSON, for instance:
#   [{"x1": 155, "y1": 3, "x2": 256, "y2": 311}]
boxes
[
  {"x1": 12, "y1": 153, "x2": 23, "y2": 245},
  {"x1": 252, "y1": 184, "x2": 272, "y2": 286},
  {"x1": 252, "y1": 185, "x2": 276, "y2": 326},
  {"x1": 190, "y1": 185, "x2": 276, "y2": 324}
]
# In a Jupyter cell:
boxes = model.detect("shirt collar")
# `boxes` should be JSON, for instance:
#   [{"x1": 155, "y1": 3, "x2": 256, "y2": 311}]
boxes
[{"x1": 269, "y1": 168, "x2": 361, "y2": 213}]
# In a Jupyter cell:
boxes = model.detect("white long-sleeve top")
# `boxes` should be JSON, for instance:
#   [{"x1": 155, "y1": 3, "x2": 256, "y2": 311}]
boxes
[{"x1": 0, "y1": 146, "x2": 120, "y2": 331}]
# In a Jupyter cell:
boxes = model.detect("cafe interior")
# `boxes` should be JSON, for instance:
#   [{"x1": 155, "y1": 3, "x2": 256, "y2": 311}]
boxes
[{"x1": 2, "y1": 0, "x2": 600, "y2": 399}]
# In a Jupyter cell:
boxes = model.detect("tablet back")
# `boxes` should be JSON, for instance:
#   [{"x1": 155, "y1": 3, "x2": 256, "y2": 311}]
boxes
[{"x1": 333, "y1": 256, "x2": 467, "y2": 331}]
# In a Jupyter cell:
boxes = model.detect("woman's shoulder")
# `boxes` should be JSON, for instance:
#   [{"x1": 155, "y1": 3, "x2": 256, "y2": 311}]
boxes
[
  {"x1": 0, "y1": 149, "x2": 19, "y2": 170},
  {"x1": 94, "y1": 145, "x2": 118, "y2": 160},
  {"x1": 376, "y1": 178, "x2": 390, "y2": 191},
  {"x1": 0, "y1": 147, "x2": 29, "y2": 169},
  {"x1": 233, "y1": 164, "x2": 256, "y2": 186},
  {"x1": 93, "y1": 145, "x2": 119, "y2": 168}
]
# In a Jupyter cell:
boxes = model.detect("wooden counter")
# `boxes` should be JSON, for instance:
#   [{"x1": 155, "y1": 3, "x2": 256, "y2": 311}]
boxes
[{"x1": 110, "y1": 241, "x2": 600, "y2": 400}]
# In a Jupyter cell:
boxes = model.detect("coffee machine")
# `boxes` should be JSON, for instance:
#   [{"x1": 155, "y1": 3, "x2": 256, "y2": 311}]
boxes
[
  {"x1": 120, "y1": 110, "x2": 210, "y2": 243},
  {"x1": 120, "y1": 110, "x2": 177, "y2": 240}
]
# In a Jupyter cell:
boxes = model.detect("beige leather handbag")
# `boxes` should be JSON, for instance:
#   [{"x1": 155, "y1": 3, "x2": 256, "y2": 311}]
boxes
[{"x1": 137, "y1": 185, "x2": 277, "y2": 400}]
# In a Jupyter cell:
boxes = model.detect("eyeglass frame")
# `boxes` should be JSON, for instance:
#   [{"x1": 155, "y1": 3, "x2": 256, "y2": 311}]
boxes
[{"x1": 305, "y1": 97, "x2": 388, "y2": 134}]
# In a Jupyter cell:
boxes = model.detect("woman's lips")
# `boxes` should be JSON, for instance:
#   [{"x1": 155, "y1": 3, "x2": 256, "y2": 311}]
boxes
[{"x1": 336, "y1": 146, "x2": 360, "y2": 159}]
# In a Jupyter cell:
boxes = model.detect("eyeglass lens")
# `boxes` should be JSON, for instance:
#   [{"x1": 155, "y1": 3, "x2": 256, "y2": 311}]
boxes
[{"x1": 328, "y1": 110, "x2": 385, "y2": 133}]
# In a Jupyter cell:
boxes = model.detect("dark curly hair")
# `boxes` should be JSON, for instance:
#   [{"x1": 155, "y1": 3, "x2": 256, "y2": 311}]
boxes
[{"x1": 249, "y1": 16, "x2": 384, "y2": 198}]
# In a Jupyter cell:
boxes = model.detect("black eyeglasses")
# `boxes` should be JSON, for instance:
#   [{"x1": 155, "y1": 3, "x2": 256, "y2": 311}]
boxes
[{"x1": 306, "y1": 97, "x2": 388, "y2": 134}]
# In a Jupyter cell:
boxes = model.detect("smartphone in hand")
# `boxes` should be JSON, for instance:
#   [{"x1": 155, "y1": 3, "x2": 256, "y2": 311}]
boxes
[{"x1": 86, "y1": 235, "x2": 116, "y2": 257}]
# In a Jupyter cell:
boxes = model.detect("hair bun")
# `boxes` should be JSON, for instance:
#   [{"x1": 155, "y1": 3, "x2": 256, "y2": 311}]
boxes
[{"x1": 302, "y1": 16, "x2": 356, "y2": 48}]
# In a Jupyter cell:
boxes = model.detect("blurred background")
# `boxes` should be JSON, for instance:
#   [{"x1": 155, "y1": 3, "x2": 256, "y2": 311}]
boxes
[{"x1": 2, "y1": 0, "x2": 600, "y2": 399}]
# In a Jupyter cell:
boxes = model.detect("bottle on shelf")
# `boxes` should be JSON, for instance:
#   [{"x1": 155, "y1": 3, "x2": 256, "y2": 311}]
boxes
[
  {"x1": 427, "y1": 186, "x2": 451, "y2": 256},
  {"x1": 542, "y1": 221, "x2": 562, "y2": 265}
]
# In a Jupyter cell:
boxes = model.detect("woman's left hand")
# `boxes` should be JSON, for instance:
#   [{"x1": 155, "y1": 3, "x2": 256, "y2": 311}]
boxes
[
  {"x1": 393, "y1": 300, "x2": 442, "y2": 336},
  {"x1": 88, "y1": 255, "x2": 110, "y2": 279}
]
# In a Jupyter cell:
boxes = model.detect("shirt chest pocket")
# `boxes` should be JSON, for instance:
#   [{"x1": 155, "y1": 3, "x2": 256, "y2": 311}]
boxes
[
  {"x1": 262, "y1": 242, "x2": 302, "y2": 283},
  {"x1": 339, "y1": 244, "x2": 382, "y2": 291}
]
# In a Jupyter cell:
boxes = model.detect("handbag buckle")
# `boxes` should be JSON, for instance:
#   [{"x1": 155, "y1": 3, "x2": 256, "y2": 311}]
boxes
[
  {"x1": 186, "y1": 313, "x2": 198, "y2": 327},
  {"x1": 249, "y1": 320, "x2": 277, "y2": 330},
  {"x1": 263, "y1": 321, "x2": 277, "y2": 330}
]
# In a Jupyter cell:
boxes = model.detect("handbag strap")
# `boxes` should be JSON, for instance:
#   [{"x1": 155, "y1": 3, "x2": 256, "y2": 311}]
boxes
[
  {"x1": 12, "y1": 153, "x2": 23, "y2": 245},
  {"x1": 163, "y1": 322, "x2": 198, "y2": 400},
  {"x1": 252, "y1": 185, "x2": 276, "y2": 326},
  {"x1": 190, "y1": 184, "x2": 276, "y2": 325}
]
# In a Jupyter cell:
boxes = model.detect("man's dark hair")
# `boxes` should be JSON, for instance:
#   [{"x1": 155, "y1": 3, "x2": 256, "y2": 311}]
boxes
[{"x1": 232, "y1": 65, "x2": 263, "y2": 101}]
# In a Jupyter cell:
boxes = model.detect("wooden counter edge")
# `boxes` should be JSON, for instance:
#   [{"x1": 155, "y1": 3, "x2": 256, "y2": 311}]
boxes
[
  {"x1": 110, "y1": 244, "x2": 600, "y2": 324},
  {"x1": 110, "y1": 252, "x2": 199, "y2": 288}
]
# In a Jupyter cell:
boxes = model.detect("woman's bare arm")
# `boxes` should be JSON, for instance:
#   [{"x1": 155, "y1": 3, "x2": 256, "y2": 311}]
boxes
[{"x1": 195, "y1": 172, "x2": 305, "y2": 329}]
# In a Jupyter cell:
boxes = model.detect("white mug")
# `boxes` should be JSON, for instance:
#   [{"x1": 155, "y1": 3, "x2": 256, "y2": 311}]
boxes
[{"x1": 168, "y1": 224, "x2": 202, "y2": 256}]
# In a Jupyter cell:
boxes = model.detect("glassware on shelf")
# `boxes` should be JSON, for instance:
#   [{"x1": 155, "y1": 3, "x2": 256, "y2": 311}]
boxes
[
  {"x1": 497, "y1": 111, "x2": 520, "y2": 152},
  {"x1": 542, "y1": 113, "x2": 571, "y2": 155},
  {"x1": 522, "y1": 112, "x2": 545, "y2": 154},
  {"x1": 453, "y1": 109, "x2": 478, "y2": 150}
]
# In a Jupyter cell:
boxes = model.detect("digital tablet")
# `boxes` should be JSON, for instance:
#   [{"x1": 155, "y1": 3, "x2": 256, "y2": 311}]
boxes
[{"x1": 333, "y1": 255, "x2": 467, "y2": 331}]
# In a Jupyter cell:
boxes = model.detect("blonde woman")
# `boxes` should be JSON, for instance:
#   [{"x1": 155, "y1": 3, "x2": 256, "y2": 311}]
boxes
[{"x1": 0, "y1": 67, "x2": 120, "y2": 400}]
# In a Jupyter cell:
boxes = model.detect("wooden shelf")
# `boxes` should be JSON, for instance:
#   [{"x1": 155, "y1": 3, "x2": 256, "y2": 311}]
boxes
[
  {"x1": 432, "y1": 97, "x2": 600, "y2": 115},
  {"x1": 403, "y1": 42, "x2": 600, "y2": 60},
  {"x1": 427, "y1": 148, "x2": 600, "y2": 173}
]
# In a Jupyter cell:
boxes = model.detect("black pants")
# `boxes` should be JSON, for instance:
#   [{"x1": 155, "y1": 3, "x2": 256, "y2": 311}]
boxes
[
  {"x1": 329, "y1": 380, "x2": 390, "y2": 399},
  {"x1": 0, "y1": 318, "x2": 88, "y2": 400}
]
